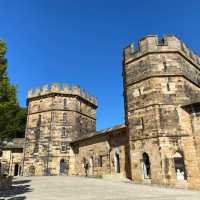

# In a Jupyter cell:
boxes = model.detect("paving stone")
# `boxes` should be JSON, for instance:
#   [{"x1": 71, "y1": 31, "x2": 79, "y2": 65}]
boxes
[{"x1": 1, "y1": 176, "x2": 200, "y2": 200}]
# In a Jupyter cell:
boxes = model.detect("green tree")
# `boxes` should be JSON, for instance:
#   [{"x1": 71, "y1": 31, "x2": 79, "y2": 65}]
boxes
[{"x1": 0, "y1": 40, "x2": 27, "y2": 141}]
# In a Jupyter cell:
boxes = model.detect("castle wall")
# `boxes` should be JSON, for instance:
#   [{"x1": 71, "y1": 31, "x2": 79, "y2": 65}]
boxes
[
  {"x1": 71, "y1": 127, "x2": 128, "y2": 177},
  {"x1": 23, "y1": 85, "x2": 97, "y2": 176},
  {"x1": 11, "y1": 34, "x2": 200, "y2": 190},
  {"x1": 0, "y1": 149, "x2": 23, "y2": 176},
  {"x1": 123, "y1": 35, "x2": 200, "y2": 189},
  {"x1": 181, "y1": 104, "x2": 200, "y2": 188},
  {"x1": 191, "y1": 112, "x2": 200, "y2": 170}
]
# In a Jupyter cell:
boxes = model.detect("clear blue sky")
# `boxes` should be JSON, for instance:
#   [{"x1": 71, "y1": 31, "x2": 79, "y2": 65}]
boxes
[{"x1": 0, "y1": 0, "x2": 200, "y2": 130}]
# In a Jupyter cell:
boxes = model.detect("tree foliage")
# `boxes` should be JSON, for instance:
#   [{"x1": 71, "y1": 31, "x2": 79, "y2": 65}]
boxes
[{"x1": 0, "y1": 40, "x2": 27, "y2": 141}]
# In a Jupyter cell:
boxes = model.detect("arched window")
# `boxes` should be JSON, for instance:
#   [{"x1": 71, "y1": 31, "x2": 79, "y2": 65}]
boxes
[
  {"x1": 114, "y1": 153, "x2": 120, "y2": 173},
  {"x1": 89, "y1": 156, "x2": 93, "y2": 175},
  {"x1": 173, "y1": 152, "x2": 187, "y2": 180},
  {"x1": 61, "y1": 127, "x2": 67, "y2": 137},
  {"x1": 29, "y1": 165, "x2": 35, "y2": 176},
  {"x1": 142, "y1": 152, "x2": 151, "y2": 179},
  {"x1": 14, "y1": 163, "x2": 19, "y2": 176},
  {"x1": 60, "y1": 159, "x2": 65, "y2": 174}
]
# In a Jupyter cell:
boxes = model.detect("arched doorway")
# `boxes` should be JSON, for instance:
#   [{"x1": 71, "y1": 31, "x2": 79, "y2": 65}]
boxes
[
  {"x1": 142, "y1": 153, "x2": 151, "y2": 179},
  {"x1": 60, "y1": 159, "x2": 65, "y2": 174},
  {"x1": 29, "y1": 165, "x2": 35, "y2": 176},
  {"x1": 173, "y1": 152, "x2": 187, "y2": 180},
  {"x1": 89, "y1": 157, "x2": 93, "y2": 176},
  {"x1": 14, "y1": 163, "x2": 19, "y2": 176},
  {"x1": 114, "y1": 153, "x2": 120, "y2": 173}
]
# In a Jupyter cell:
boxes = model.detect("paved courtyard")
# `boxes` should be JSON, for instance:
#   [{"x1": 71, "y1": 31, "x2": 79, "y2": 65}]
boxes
[{"x1": 1, "y1": 176, "x2": 200, "y2": 200}]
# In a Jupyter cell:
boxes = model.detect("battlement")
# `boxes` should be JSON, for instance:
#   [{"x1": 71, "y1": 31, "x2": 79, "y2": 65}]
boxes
[
  {"x1": 124, "y1": 35, "x2": 200, "y2": 66},
  {"x1": 28, "y1": 83, "x2": 97, "y2": 106}
]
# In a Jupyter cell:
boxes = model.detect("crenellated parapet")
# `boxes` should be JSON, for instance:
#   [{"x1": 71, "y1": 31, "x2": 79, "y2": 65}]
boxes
[
  {"x1": 28, "y1": 83, "x2": 97, "y2": 106},
  {"x1": 124, "y1": 35, "x2": 200, "y2": 66}
]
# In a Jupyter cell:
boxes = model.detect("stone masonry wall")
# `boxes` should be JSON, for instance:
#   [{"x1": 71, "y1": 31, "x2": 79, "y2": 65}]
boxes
[
  {"x1": 0, "y1": 149, "x2": 23, "y2": 176},
  {"x1": 123, "y1": 35, "x2": 200, "y2": 189},
  {"x1": 71, "y1": 127, "x2": 128, "y2": 177},
  {"x1": 23, "y1": 84, "x2": 97, "y2": 176}
]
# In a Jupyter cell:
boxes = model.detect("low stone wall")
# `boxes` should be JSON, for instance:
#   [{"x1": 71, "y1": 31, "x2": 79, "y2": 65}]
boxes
[{"x1": 0, "y1": 175, "x2": 13, "y2": 191}]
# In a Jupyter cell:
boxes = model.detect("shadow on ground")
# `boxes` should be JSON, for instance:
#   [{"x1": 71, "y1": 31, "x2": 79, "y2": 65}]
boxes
[
  {"x1": 0, "y1": 179, "x2": 32, "y2": 200},
  {"x1": 7, "y1": 197, "x2": 26, "y2": 200},
  {"x1": 12, "y1": 180, "x2": 31, "y2": 185}
]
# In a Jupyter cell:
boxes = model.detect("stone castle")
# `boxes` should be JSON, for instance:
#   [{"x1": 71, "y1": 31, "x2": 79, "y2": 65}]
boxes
[{"x1": 1, "y1": 35, "x2": 200, "y2": 189}]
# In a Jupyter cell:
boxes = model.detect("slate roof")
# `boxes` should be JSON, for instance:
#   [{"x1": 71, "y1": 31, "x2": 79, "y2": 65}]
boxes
[
  {"x1": 1, "y1": 138, "x2": 24, "y2": 149},
  {"x1": 70, "y1": 124, "x2": 126, "y2": 143}
]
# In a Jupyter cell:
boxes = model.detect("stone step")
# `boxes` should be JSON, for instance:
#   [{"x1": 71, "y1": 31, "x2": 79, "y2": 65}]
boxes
[
  {"x1": 175, "y1": 180, "x2": 188, "y2": 189},
  {"x1": 102, "y1": 174, "x2": 131, "y2": 182}
]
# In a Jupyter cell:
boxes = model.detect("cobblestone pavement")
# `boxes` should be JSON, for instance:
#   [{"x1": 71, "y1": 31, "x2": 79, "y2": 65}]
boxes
[{"x1": 1, "y1": 176, "x2": 200, "y2": 200}]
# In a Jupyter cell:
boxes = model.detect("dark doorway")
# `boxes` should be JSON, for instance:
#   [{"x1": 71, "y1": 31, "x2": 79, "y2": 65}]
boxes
[
  {"x1": 115, "y1": 153, "x2": 120, "y2": 173},
  {"x1": 142, "y1": 153, "x2": 151, "y2": 179},
  {"x1": 60, "y1": 159, "x2": 65, "y2": 174},
  {"x1": 29, "y1": 165, "x2": 35, "y2": 176},
  {"x1": 89, "y1": 157, "x2": 93, "y2": 176},
  {"x1": 14, "y1": 163, "x2": 19, "y2": 176},
  {"x1": 173, "y1": 152, "x2": 187, "y2": 180}
]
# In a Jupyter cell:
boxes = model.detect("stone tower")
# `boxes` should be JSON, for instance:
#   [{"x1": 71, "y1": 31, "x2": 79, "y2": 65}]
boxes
[
  {"x1": 22, "y1": 83, "x2": 97, "y2": 176},
  {"x1": 123, "y1": 35, "x2": 200, "y2": 189}
]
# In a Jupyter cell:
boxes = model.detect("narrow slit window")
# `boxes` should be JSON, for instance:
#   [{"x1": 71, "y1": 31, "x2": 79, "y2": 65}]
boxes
[
  {"x1": 99, "y1": 155, "x2": 103, "y2": 167},
  {"x1": 138, "y1": 88, "x2": 141, "y2": 95},
  {"x1": 167, "y1": 82, "x2": 170, "y2": 91},
  {"x1": 64, "y1": 98, "x2": 67, "y2": 108},
  {"x1": 61, "y1": 127, "x2": 67, "y2": 137},
  {"x1": 141, "y1": 118, "x2": 144, "y2": 130},
  {"x1": 37, "y1": 114, "x2": 41, "y2": 126},
  {"x1": 163, "y1": 61, "x2": 167, "y2": 71}
]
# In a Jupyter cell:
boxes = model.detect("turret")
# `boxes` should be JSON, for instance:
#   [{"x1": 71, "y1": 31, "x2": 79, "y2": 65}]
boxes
[
  {"x1": 124, "y1": 35, "x2": 200, "y2": 66},
  {"x1": 23, "y1": 82, "x2": 97, "y2": 176},
  {"x1": 123, "y1": 34, "x2": 200, "y2": 187},
  {"x1": 27, "y1": 83, "x2": 97, "y2": 107}
]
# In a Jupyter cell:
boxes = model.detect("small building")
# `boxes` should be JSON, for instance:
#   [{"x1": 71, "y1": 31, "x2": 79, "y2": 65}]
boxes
[
  {"x1": 0, "y1": 138, "x2": 24, "y2": 176},
  {"x1": 70, "y1": 124, "x2": 129, "y2": 177}
]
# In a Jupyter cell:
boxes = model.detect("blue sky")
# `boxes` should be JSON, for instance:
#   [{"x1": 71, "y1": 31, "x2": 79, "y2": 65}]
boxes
[{"x1": 0, "y1": 0, "x2": 200, "y2": 130}]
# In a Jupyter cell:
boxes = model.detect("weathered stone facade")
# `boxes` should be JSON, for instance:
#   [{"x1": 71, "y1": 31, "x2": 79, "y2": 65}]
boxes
[
  {"x1": 123, "y1": 35, "x2": 200, "y2": 189},
  {"x1": 0, "y1": 138, "x2": 24, "y2": 176},
  {"x1": 23, "y1": 84, "x2": 97, "y2": 176},
  {"x1": 71, "y1": 125, "x2": 128, "y2": 178},
  {"x1": 1, "y1": 34, "x2": 200, "y2": 189}
]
